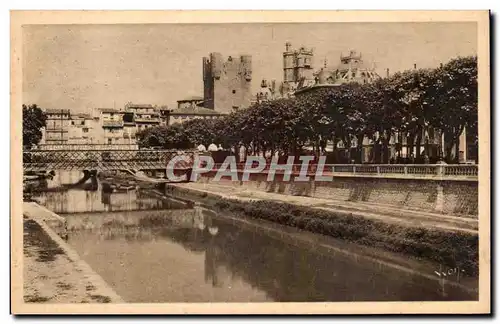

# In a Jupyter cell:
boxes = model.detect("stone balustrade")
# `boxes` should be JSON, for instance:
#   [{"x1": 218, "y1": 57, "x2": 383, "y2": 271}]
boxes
[{"x1": 210, "y1": 163, "x2": 478, "y2": 181}]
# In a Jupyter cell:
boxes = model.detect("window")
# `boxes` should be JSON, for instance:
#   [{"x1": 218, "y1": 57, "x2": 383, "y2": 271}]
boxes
[
  {"x1": 81, "y1": 121, "x2": 85, "y2": 125},
  {"x1": 232, "y1": 90, "x2": 236, "y2": 94},
  {"x1": 71, "y1": 121, "x2": 75, "y2": 125},
  {"x1": 83, "y1": 128, "x2": 89, "y2": 133},
  {"x1": 108, "y1": 138, "x2": 112, "y2": 144}
]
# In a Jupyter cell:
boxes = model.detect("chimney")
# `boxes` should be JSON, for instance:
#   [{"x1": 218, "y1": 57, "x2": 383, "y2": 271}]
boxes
[
  {"x1": 413, "y1": 63, "x2": 417, "y2": 70},
  {"x1": 386, "y1": 68, "x2": 390, "y2": 77}
]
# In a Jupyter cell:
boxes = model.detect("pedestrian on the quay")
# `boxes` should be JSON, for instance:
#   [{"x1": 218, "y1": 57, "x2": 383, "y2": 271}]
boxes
[{"x1": 424, "y1": 154, "x2": 430, "y2": 164}]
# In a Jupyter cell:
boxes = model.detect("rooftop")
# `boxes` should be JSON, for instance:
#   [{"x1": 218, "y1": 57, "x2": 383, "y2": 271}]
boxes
[
  {"x1": 125, "y1": 103, "x2": 154, "y2": 108},
  {"x1": 98, "y1": 108, "x2": 123, "y2": 113},
  {"x1": 294, "y1": 84, "x2": 340, "y2": 95},
  {"x1": 170, "y1": 106, "x2": 224, "y2": 116},
  {"x1": 72, "y1": 113, "x2": 92, "y2": 119},
  {"x1": 45, "y1": 108, "x2": 70, "y2": 114},
  {"x1": 177, "y1": 96, "x2": 204, "y2": 103}
]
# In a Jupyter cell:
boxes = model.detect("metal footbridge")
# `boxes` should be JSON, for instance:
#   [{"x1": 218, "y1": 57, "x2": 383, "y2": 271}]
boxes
[{"x1": 23, "y1": 149, "x2": 195, "y2": 172}]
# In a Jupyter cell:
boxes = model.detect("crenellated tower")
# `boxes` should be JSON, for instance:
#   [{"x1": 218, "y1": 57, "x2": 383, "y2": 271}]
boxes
[{"x1": 203, "y1": 53, "x2": 253, "y2": 114}]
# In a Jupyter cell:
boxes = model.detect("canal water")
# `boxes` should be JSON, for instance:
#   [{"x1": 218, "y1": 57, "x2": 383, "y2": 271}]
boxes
[{"x1": 31, "y1": 171, "x2": 478, "y2": 303}]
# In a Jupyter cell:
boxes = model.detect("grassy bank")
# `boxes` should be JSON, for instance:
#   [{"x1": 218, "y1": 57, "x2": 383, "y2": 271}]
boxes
[{"x1": 165, "y1": 185, "x2": 479, "y2": 276}]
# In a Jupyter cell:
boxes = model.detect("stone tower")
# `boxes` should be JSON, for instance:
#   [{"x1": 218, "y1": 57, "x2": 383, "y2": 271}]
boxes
[
  {"x1": 282, "y1": 42, "x2": 314, "y2": 93},
  {"x1": 203, "y1": 53, "x2": 253, "y2": 114}
]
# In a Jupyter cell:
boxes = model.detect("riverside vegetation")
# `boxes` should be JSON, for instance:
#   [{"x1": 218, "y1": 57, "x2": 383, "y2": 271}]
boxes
[{"x1": 165, "y1": 185, "x2": 478, "y2": 276}]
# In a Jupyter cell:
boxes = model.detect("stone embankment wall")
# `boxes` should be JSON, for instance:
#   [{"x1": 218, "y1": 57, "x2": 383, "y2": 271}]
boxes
[{"x1": 197, "y1": 172, "x2": 478, "y2": 217}]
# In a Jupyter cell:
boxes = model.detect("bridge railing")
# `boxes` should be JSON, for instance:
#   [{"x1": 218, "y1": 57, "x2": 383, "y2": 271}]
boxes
[
  {"x1": 35, "y1": 144, "x2": 140, "y2": 150},
  {"x1": 23, "y1": 149, "x2": 196, "y2": 171}
]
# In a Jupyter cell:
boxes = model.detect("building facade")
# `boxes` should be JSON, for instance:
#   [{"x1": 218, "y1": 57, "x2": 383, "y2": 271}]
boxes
[
  {"x1": 68, "y1": 113, "x2": 95, "y2": 144},
  {"x1": 44, "y1": 109, "x2": 71, "y2": 144},
  {"x1": 97, "y1": 108, "x2": 125, "y2": 145},
  {"x1": 177, "y1": 96, "x2": 204, "y2": 110},
  {"x1": 159, "y1": 107, "x2": 171, "y2": 126},
  {"x1": 40, "y1": 104, "x2": 170, "y2": 147},
  {"x1": 294, "y1": 49, "x2": 381, "y2": 96},
  {"x1": 254, "y1": 79, "x2": 279, "y2": 104},
  {"x1": 125, "y1": 103, "x2": 161, "y2": 134},
  {"x1": 203, "y1": 53, "x2": 253, "y2": 113}
]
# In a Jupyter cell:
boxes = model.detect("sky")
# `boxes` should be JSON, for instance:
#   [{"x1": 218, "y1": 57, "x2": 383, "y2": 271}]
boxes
[{"x1": 22, "y1": 22, "x2": 477, "y2": 113}]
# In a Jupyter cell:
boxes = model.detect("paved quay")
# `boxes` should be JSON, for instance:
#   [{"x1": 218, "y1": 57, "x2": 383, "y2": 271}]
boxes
[
  {"x1": 23, "y1": 203, "x2": 124, "y2": 304},
  {"x1": 170, "y1": 182, "x2": 478, "y2": 234}
]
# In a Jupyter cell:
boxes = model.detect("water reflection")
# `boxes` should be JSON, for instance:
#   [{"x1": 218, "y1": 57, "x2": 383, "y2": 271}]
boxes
[
  {"x1": 32, "y1": 171, "x2": 185, "y2": 213},
  {"x1": 64, "y1": 207, "x2": 478, "y2": 303},
  {"x1": 31, "y1": 171, "x2": 477, "y2": 302}
]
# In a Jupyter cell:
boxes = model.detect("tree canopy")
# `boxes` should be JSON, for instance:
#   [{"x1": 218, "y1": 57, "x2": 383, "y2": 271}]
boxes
[
  {"x1": 22, "y1": 104, "x2": 47, "y2": 149},
  {"x1": 138, "y1": 56, "x2": 477, "y2": 164}
]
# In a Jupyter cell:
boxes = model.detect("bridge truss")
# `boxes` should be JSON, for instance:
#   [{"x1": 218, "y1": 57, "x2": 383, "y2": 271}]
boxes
[{"x1": 23, "y1": 149, "x2": 196, "y2": 172}]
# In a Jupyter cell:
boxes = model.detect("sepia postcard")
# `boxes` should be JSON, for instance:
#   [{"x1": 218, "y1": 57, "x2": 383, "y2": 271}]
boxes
[{"x1": 10, "y1": 10, "x2": 490, "y2": 315}]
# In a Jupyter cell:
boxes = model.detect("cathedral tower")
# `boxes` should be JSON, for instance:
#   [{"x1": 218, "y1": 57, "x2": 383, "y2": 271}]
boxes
[{"x1": 282, "y1": 42, "x2": 314, "y2": 93}]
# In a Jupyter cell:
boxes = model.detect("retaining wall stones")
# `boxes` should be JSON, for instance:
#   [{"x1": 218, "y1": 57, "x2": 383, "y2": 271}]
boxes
[{"x1": 197, "y1": 171, "x2": 478, "y2": 217}]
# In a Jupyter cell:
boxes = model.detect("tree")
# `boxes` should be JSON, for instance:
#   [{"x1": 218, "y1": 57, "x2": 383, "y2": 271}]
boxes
[
  {"x1": 137, "y1": 124, "x2": 191, "y2": 149},
  {"x1": 22, "y1": 104, "x2": 46, "y2": 149},
  {"x1": 182, "y1": 118, "x2": 218, "y2": 147},
  {"x1": 429, "y1": 56, "x2": 477, "y2": 162},
  {"x1": 389, "y1": 68, "x2": 438, "y2": 162},
  {"x1": 136, "y1": 56, "x2": 477, "y2": 165}
]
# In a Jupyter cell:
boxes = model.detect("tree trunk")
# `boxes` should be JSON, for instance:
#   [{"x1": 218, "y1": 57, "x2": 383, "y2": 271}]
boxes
[
  {"x1": 443, "y1": 130, "x2": 454, "y2": 163},
  {"x1": 382, "y1": 138, "x2": 390, "y2": 164},
  {"x1": 234, "y1": 145, "x2": 240, "y2": 163},
  {"x1": 315, "y1": 138, "x2": 320, "y2": 159},
  {"x1": 454, "y1": 137, "x2": 460, "y2": 164},
  {"x1": 383, "y1": 130, "x2": 393, "y2": 164},
  {"x1": 415, "y1": 127, "x2": 422, "y2": 162},
  {"x1": 342, "y1": 137, "x2": 350, "y2": 163},
  {"x1": 332, "y1": 134, "x2": 338, "y2": 163},
  {"x1": 407, "y1": 134, "x2": 415, "y2": 161},
  {"x1": 356, "y1": 134, "x2": 364, "y2": 164},
  {"x1": 244, "y1": 146, "x2": 249, "y2": 162}
]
